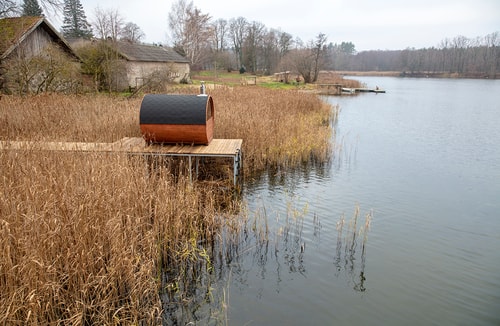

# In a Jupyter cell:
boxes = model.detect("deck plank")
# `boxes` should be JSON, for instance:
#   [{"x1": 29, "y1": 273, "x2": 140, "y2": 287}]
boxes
[
  {"x1": 1, "y1": 137, "x2": 243, "y2": 185},
  {"x1": 1, "y1": 137, "x2": 243, "y2": 156}
]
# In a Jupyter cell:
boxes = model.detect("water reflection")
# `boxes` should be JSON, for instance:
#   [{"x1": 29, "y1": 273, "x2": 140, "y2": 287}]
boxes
[
  {"x1": 334, "y1": 207, "x2": 372, "y2": 292},
  {"x1": 160, "y1": 196, "x2": 373, "y2": 324}
]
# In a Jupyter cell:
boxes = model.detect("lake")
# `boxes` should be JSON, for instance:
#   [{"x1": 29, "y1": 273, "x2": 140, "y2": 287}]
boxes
[{"x1": 166, "y1": 77, "x2": 500, "y2": 325}]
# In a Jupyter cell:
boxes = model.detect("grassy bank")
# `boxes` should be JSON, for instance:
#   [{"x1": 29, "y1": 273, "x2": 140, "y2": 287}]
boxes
[{"x1": 0, "y1": 88, "x2": 336, "y2": 324}]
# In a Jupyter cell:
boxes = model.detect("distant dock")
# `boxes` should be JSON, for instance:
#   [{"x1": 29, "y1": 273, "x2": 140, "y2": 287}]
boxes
[{"x1": 317, "y1": 84, "x2": 386, "y2": 95}]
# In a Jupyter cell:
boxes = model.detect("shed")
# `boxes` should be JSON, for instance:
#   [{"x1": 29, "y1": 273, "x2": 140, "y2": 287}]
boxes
[
  {"x1": 140, "y1": 94, "x2": 214, "y2": 145},
  {"x1": 115, "y1": 42, "x2": 190, "y2": 90},
  {"x1": 0, "y1": 16, "x2": 80, "y2": 93}
]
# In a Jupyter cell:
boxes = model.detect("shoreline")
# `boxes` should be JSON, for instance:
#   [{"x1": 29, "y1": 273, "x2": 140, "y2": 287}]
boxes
[{"x1": 334, "y1": 71, "x2": 498, "y2": 79}]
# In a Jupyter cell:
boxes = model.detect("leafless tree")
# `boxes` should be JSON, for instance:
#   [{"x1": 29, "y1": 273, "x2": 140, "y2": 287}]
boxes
[
  {"x1": 260, "y1": 28, "x2": 279, "y2": 75},
  {"x1": 1, "y1": 0, "x2": 61, "y2": 17},
  {"x1": 311, "y1": 33, "x2": 327, "y2": 82},
  {"x1": 167, "y1": 0, "x2": 189, "y2": 47},
  {"x1": 5, "y1": 43, "x2": 81, "y2": 94},
  {"x1": 211, "y1": 18, "x2": 227, "y2": 52},
  {"x1": 168, "y1": 0, "x2": 211, "y2": 70},
  {"x1": 243, "y1": 21, "x2": 265, "y2": 73},
  {"x1": 278, "y1": 30, "x2": 293, "y2": 58},
  {"x1": 121, "y1": 22, "x2": 145, "y2": 43},
  {"x1": 229, "y1": 16, "x2": 248, "y2": 69},
  {"x1": 281, "y1": 33, "x2": 327, "y2": 83},
  {"x1": 1, "y1": 0, "x2": 19, "y2": 16},
  {"x1": 92, "y1": 7, "x2": 124, "y2": 41}
]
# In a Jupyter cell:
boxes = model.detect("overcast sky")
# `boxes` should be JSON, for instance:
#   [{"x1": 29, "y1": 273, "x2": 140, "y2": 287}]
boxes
[{"x1": 52, "y1": 0, "x2": 499, "y2": 51}]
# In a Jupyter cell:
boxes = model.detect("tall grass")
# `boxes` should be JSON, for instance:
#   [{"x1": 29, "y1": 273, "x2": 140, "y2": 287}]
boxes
[
  {"x1": 0, "y1": 88, "x2": 336, "y2": 323},
  {"x1": 211, "y1": 87, "x2": 337, "y2": 172},
  {"x1": 335, "y1": 206, "x2": 373, "y2": 292},
  {"x1": 0, "y1": 87, "x2": 337, "y2": 173}
]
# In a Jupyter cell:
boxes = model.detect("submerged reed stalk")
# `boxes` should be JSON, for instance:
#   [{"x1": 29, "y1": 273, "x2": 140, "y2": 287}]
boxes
[{"x1": 334, "y1": 206, "x2": 373, "y2": 292}]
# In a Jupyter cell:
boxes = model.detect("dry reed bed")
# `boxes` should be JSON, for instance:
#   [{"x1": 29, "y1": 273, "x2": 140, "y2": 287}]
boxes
[{"x1": 0, "y1": 88, "x2": 336, "y2": 323}]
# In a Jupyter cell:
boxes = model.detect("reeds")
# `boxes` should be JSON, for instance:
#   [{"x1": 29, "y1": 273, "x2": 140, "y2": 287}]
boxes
[
  {"x1": 1, "y1": 88, "x2": 336, "y2": 173},
  {"x1": 211, "y1": 87, "x2": 337, "y2": 172},
  {"x1": 335, "y1": 206, "x2": 373, "y2": 292},
  {"x1": 0, "y1": 88, "x2": 335, "y2": 323}
]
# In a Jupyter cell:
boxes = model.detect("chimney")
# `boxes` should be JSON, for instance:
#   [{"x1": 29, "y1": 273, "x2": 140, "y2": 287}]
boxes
[{"x1": 199, "y1": 81, "x2": 206, "y2": 95}]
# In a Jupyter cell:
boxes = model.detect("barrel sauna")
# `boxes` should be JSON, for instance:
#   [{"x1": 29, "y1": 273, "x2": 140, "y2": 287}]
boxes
[{"x1": 140, "y1": 94, "x2": 214, "y2": 145}]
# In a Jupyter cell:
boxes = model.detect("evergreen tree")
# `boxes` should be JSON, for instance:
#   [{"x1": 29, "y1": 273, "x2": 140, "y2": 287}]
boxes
[
  {"x1": 22, "y1": 0, "x2": 43, "y2": 16},
  {"x1": 61, "y1": 0, "x2": 93, "y2": 39}
]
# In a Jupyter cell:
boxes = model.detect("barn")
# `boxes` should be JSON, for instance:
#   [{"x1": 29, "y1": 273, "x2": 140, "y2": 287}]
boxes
[
  {"x1": 114, "y1": 41, "x2": 191, "y2": 91},
  {"x1": 0, "y1": 16, "x2": 80, "y2": 94}
]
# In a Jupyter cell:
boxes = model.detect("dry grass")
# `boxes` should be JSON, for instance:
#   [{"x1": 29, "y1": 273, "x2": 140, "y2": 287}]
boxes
[
  {"x1": 0, "y1": 94, "x2": 140, "y2": 142},
  {"x1": 0, "y1": 88, "x2": 336, "y2": 323},
  {"x1": 211, "y1": 86, "x2": 337, "y2": 171},
  {"x1": 316, "y1": 71, "x2": 363, "y2": 88}
]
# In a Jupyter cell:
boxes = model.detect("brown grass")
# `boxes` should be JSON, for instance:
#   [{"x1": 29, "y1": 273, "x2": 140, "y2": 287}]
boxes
[{"x1": 0, "y1": 88, "x2": 336, "y2": 323}]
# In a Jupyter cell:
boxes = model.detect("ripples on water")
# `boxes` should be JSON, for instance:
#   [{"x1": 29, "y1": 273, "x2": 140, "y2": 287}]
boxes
[{"x1": 162, "y1": 77, "x2": 500, "y2": 325}]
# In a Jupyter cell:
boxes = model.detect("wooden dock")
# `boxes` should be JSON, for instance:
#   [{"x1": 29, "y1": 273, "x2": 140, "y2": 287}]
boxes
[
  {"x1": 0, "y1": 137, "x2": 243, "y2": 185},
  {"x1": 317, "y1": 84, "x2": 386, "y2": 95}
]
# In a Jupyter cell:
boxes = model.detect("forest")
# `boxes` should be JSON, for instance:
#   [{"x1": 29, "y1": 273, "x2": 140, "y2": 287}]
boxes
[
  {"x1": 2, "y1": 0, "x2": 499, "y2": 81},
  {"x1": 326, "y1": 35, "x2": 499, "y2": 78}
]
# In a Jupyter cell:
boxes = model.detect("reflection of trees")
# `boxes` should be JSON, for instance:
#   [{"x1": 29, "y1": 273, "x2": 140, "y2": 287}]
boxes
[
  {"x1": 160, "y1": 202, "x2": 372, "y2": 324},
  {"x1": 244, "y1": 153, "x2": 334, "y2": 194},
  {"x1": 334, "y1": 206, "x2": 372, "y2": 292}
]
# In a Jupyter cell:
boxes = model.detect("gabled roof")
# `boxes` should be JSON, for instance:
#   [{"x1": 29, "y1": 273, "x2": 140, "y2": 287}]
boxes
[
  {"x1": 115, "y1": 42, "x2": 189, "y2": 64},
  {"x1": 0, "y1": 16, "x2": 78, "y2": 60}
]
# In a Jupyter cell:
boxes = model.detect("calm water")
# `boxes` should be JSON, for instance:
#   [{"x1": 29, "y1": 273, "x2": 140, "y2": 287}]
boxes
[
  {"x1": 163, "y1": 77, "x2": 500, "y2": 325},
  {"x1": 217, "y1": 77, "x2": 500, "y2": 326}
]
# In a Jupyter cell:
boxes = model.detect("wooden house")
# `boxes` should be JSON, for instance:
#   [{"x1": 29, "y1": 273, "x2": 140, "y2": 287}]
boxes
[
  {"x1": 114, "y1": 41, "x2": 190, "y2": 90},
  {"x1": 0, "y1": 16, "x2": 80, "y2": 93}
]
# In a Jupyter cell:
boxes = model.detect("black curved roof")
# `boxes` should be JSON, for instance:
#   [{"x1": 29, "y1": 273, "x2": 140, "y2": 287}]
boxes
[{"x1": 140, "y1": 94, "x2": 212, "y2": 125}]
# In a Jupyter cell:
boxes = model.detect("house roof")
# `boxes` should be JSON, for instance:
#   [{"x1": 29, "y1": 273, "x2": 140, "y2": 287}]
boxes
[
  {"x1": 0, "y1": 16, "x2": 78, "y2": 60},
  {"x1": 115, "y1": 42, "x2": 189, "y2": 64}
]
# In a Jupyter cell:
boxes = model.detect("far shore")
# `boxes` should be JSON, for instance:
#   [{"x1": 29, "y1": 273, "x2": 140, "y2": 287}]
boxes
[{"x1": 335, "y1": 71, "x2": 498, "y2": 79}]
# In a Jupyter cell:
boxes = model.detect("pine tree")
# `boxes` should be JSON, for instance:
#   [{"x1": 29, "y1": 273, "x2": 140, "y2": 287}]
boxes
[
  {"x1": 61, "y1": 0, "x2": 93, "y2": 39},
  {"x1": 22, "y1": 0, "x2": 43, "y2": 16}
]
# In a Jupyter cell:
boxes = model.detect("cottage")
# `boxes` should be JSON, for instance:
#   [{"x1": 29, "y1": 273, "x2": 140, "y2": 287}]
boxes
[
  {"x1": 0, "y1": 16, "x2": 80, "y2": 93},
  {"x1": 114, "y1": 42, "x2": 190, "y2": 90}
]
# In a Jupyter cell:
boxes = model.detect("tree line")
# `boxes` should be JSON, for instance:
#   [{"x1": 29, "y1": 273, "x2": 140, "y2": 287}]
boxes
[
  {"x1": 325, "y1": 34, "x2": 499, "y2": 78},
  {"x1": 161, "y1": 0, "x2": 500, "y2": 79},
  {"x1": 2, "y1": 0, "x2": 498, "y2": 84}
]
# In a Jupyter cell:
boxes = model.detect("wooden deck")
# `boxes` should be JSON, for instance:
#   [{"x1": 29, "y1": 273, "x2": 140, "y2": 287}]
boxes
[
  {"x1": 0, "y1": 137, "x2": 243, "y2": 185},
  {"x1": 317, "y1": 84, "x2": 386, "y2": 95}
]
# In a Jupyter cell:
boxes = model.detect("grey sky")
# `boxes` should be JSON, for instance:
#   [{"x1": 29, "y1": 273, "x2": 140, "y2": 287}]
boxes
[{"x1": 55, "y1": 0, "x2": 499, "y2": 51}]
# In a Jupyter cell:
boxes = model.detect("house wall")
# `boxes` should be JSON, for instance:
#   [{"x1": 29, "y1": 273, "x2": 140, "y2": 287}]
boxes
[
  {"x1": 1, "y1": 26, "x2": 80, "y2": 94},
  {"x1": 12, "y1": 27, "x2": 53, "y2": 58},
  {"x1": 125, "y1": 61, "x2": 190, "y2": 89}
]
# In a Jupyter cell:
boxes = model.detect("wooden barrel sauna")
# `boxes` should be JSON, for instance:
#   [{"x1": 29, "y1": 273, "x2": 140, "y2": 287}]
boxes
[{"x1": 140, "y1": 94, "x2": 214, "y2": 145}]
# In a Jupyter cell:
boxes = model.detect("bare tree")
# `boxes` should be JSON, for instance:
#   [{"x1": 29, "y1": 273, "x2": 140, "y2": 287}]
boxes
[
  {"x1": 278, "y1": 30, "x2": 293, "y2": 58},
  {"x1": 168, "y1": 0, "x2": 211, "y2": 70},
  {"x1": 1, "y1": 0, "x2": 61, "y2": 17},
  {"x1": 282, "y1": 33, "x2": 327, "y2": 83},
  {"x1": 243, "y1": 21, "x2": 265, "y2": 73},
  {"x1": 260, "y1": 28, "x2": 279, "y2": 75},
  {"x1": 211, "y1": 18, "x2": 227, "y2": 52},
  {"x1": 5, "y1": 43, "x2": 81, "y2": 94},
  {"x1": 121, "y1": 22, "x2": 145, "y2": 43},
  {"x1": 1, "y1": 0, "x2": 19, "y2": 16},
  {"x1": 88, "y1": 8, "x2": 128, "y2": 92},
  {"x1": 286, "y1": 48, "x2": 315, "y2": 83},
  {"x1": 167, "y1": 0, "x2": 189, "y2": 47},
  {"x1": 229, "y1": 16, "x2": 247, "y2": 69},
  {"x1": 92, "y1": 7, "x2": 124, "y2": 41},
  {"x1": 311, "y1": 32, "x2": 327, "y2": 82}
]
